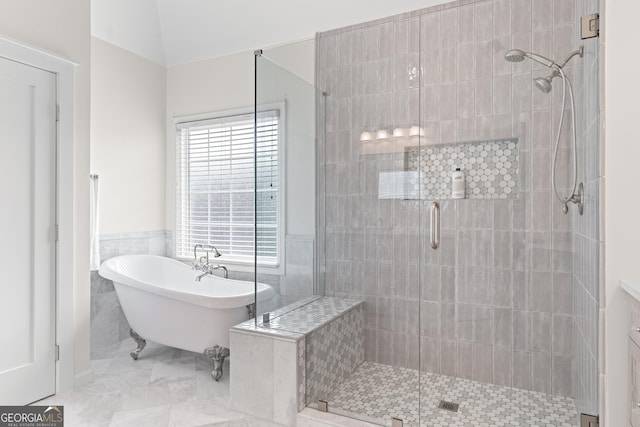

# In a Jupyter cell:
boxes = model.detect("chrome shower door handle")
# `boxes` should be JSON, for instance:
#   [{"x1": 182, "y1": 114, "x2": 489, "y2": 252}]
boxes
[{"x1": 430, "y1": 201, "x2": 440, "y2": 249}]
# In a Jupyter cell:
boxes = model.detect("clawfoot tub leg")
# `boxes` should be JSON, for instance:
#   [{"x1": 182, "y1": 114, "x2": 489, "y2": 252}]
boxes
[
  {"x1": 204, "y1": 345, "x2": 230, "y2": 381},
  {"x1": 129, "y1": 329, "x2": 146, "y2": 360}
]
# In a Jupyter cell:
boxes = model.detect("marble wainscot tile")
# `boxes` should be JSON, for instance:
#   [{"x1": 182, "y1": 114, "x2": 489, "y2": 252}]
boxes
[
  {"x1": 229, "y1": 331, "x2": 275, "y2": 420},
  {"x1": 273, "y1": 340, "x2": 300, "y2": 424},
  {"x1": 91, "y1": 230, "x2": 170, "y2": 360}
]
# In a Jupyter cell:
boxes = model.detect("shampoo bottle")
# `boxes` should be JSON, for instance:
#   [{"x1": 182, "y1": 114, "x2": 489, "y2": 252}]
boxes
[{"x1": 451, "y1": 167, "x2": 465, "y2": 199}]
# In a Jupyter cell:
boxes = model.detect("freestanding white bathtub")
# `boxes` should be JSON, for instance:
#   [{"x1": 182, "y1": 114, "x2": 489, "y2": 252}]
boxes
[{"x1": 98, "y1": 254, "x2": 275, "y2": 380}]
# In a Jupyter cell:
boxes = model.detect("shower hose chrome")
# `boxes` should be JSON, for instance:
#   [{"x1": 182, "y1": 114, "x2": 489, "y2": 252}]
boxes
[
  {"x1": 504, "y1": 46, "x2": 584, "y2": 215},
  {"x1": 553, "y1": 66, "x2": 582, "y2": 215}
]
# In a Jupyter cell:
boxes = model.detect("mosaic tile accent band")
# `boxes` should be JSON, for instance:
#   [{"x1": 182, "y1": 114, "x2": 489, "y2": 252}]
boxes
[
  {"x1": 327, "y1": 361, "x2": 577, "y2": 426},
  {"x1": 405, "y1": 139, "x2": 519, "y2": 200},
  {"x1": 306, "y1": 305, "x2": 364, "y2": 405}
]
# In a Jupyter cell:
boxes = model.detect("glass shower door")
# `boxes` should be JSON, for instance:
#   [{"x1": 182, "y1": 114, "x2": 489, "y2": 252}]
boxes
[
  {"x1": 416, "y1": 1, "x2": 599, "y2": 425},
  {"x1": 309, "y1": 14, "x2": 424, "y2": 424}
]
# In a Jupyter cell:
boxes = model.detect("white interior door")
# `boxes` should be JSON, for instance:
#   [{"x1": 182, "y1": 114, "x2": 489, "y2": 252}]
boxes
[{"x1": 0, "y1": 56, "x2": 57, "y2": 404}]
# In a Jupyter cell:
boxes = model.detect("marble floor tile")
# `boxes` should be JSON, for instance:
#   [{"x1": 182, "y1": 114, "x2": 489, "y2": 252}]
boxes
[
  {"x1": 168, "y1": 398, "x2": 246, "y2": 427},
  {"x1": 149, "y1": 355, "x2": 197, "y2": 385},
  {"x1": 90, "y1": 358, "x2": 113, "y2": 375},
  {"x1": 109, "y1": 405, "x2": 170, "y2": 427},
  {"x1": 118, "y1": 380, "x2": 196, "y2": 412},
  {"x1": 40, "y1": 389, "x2": 123, "y2": 427},
  {"x1": 32, "y1": 339, "x2": 260, "y2": 427}
]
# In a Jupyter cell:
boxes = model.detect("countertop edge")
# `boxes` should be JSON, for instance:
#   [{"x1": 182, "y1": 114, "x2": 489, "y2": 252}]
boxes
[{"x1": 621, "y1": 280, "x2": 640, "y2": 302}]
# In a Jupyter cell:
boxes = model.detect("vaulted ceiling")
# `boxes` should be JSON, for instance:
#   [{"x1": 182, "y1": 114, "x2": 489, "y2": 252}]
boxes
[{"x1": 91, "y1": 0, "x2": 444, "y2": 66}]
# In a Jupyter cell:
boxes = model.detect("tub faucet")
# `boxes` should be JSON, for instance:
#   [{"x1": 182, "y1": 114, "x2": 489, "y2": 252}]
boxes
[
  {"x1": 211, "y1": 264, "x2": 228, "y2": 278},
  {"x1": 193, "y1": 244, "x2": 222, "y2": 271},
  {"x1": 195, "y1": 264, "x2": 228, "y2": 281}
]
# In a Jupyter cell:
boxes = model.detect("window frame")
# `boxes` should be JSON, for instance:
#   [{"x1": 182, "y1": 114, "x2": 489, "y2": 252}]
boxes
[{"x1": 173, "y1": 102, "x2": 286, "y2": 274}]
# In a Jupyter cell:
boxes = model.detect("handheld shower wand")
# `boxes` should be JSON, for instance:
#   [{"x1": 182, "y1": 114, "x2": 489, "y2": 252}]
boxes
[
  {"x1": 504, "y1": 46, "x2": 584, "y2": 215},
  {"x1": 504, "y1": 49, "x2": 557, "y2": 68}
]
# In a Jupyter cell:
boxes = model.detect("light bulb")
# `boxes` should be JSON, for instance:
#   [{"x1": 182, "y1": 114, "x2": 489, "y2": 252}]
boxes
[
  {"x1": 409, "y1": 126, "x2": 425, "y2": 137},
  {"x1": 376, "y1": 130, "x2": 389, "y2": 140},
  {"x1": 392, "y1": 128, "x2": 405, "y2": 138},
  {"x1": 360, "y1": 131, "x2": 372, "y2": 142}
]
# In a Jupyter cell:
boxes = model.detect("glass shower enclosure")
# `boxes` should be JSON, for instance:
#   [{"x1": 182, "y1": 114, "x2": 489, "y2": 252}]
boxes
[
  {"x1": 253, "y1": 0, "x2": 600, "y2": 424},
  {"x1": 253, "y1": 51, "x2": 323, "y2": 321}
]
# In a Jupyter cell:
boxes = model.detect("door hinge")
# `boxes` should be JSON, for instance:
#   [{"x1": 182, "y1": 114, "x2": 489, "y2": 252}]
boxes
[
  {"x1": 55, "y1": 345, "x2": 60, "y2": 361},
  {"x1": 54, "y1": 225, "x2": 59, "y2": 242},
  {"x1": 55, "y1": 105, "x2": 60, "y2": 122},
  {"x1": 581, "y1": 13, "x2": 599, "y2": 39},
  {"x1": 580, "y1": 413, "x2": 598, "y2": 427}
]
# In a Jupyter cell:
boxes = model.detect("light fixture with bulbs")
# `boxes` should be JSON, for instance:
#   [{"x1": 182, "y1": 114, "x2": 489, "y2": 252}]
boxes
[{"x1": 360, "y1": 126, "x2": 425, "y2": 143}]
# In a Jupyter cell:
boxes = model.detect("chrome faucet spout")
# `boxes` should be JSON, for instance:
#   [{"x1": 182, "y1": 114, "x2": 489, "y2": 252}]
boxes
[
  {"x1": 193, "y1": 244, "x2": 204, "y2": 263},
  {"x1": 193, "y1": 262, "x2": 228, "y2": 281},
  {"x1": 211, "y1": 264, "x2": 228, "y2": 279}
]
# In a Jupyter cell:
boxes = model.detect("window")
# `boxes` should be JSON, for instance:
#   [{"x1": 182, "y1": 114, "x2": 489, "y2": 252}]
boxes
[{"x1": 175, "y1": 107, "x2": 282, "y2": 267}]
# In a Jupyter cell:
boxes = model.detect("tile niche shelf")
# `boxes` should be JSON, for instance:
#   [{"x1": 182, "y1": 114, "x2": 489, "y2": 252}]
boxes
[{"x1": 378, "y1": 138, "x2": 520, "y2": 201}]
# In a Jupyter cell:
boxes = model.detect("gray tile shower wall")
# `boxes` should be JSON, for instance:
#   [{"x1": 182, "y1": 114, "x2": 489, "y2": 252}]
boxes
[
  {"x1": 91, "y1": 230, "x2": 171, "y2": 359},
  {"x1": 573, "y1": 0, "x2": 600, "y2": 416},
  {"x1": 316, "y1": 0, "x2": 595, "y2": 399}
]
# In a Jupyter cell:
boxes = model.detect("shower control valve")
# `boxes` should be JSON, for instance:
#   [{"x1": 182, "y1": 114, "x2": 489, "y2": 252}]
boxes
[{"x1": 561, "y1": 183, "x2": 584, "y2": 215}]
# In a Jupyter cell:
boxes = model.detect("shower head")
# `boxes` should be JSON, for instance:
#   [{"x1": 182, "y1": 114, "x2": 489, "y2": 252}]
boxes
[
  {"x1": 505, "y1": 46, "x2": 582, "y2": 94},
  {"x1": 534, "y1": 76, "x2": 553, "y2": 93},
  {"x1": 503, "y1": 49, "x2": 557, "y2": 68},
  {"x1": 533, "y1": 71, "x2": 558, "y2": 93},
  {"x1": 533, "y1": 68, "x2": 562, "y2": 93},
  {"x1": 504, "y1": 49, "x2": 526, "y2": 62}
]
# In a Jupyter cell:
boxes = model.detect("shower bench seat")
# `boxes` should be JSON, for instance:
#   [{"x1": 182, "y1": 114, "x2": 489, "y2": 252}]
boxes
[{"x1": 230, "y1": 296, "x2": 364, "y2": 426}]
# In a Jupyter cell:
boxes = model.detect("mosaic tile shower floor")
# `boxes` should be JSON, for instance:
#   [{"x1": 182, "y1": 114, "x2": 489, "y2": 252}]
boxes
[{"x1": 325, "y1": 362, "x2": 578, "y2": 427}]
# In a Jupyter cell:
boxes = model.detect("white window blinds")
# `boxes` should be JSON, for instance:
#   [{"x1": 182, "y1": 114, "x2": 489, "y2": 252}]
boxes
[{"x1": 175, "y1": 109, "x2": 280, "y2": 264}]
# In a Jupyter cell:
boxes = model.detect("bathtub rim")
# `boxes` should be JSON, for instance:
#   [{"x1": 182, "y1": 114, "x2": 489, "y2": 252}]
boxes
[{"x1": 99, "y1": 254, "x2": 274, "y2": 310}]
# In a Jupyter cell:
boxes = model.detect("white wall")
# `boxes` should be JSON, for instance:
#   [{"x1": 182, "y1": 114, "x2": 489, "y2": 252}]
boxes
[
  {"x1": 166, "y1": 38, "x2": 316, "y2": 254},
  {"x1": 0, "y1": 1, "x2": 91, "y2": 377},
  {"x1": 263, "y1": 39, "x2": 315, "y2": 86},
  {"x1": 604, "y1": 1, "x2": 640, "y2": 426},
  {"x1": 91, "y1": 38, "x2": 167, "y2": 235}
]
